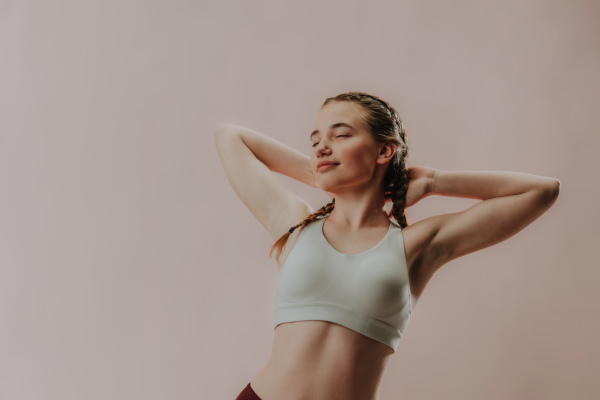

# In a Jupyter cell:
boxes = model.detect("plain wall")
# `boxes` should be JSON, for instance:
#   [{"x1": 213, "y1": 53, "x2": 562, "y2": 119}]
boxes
[{"x1": 1, "y1": 0, "x2": 598, "y2": 399}]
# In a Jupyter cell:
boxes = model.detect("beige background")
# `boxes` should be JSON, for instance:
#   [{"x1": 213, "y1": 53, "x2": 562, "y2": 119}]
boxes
[{"x1": 1, "y1": 1, "x2": 598, "y2": 399}]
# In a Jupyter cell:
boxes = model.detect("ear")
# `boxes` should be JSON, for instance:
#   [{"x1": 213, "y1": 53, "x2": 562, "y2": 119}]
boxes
[{"x1": 377, "y1": 142, "x2": 396, "y2": 164}]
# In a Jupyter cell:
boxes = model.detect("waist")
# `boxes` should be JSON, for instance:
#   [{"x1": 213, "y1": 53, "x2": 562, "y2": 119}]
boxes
[{"x1": 252, "y1": 320, "x2": 392, "y2": 400}]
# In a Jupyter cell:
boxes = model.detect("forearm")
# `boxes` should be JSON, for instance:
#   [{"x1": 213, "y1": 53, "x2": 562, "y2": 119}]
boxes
[
  {"x1": 217, "y1": 123, "x2": 317, "y2": 188},
  {"x1": 431, "y1": 169, "x2": 560, "y2": 200}
]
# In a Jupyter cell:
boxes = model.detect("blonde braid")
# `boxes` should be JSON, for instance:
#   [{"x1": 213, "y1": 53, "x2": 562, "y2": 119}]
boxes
[{"x1": 269, "y1": 198, "x2": 335, "y2": 263}]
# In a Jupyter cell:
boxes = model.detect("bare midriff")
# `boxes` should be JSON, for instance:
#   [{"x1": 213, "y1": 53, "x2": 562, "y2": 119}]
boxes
[{"x1": 249, "y1": 319, "x2": 395, "y2": 400}]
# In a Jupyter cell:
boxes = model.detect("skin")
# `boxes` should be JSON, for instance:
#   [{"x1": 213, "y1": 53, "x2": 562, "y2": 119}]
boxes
[
  {"x1": 214, "y1": 101, "x2": 560, "y2": 400},
  {"x1": 309, "y1": 101, "x2": 398, "y2": 231},
  {"x1": 250, "y1": 101, "x2": 430, "y2": 400}
]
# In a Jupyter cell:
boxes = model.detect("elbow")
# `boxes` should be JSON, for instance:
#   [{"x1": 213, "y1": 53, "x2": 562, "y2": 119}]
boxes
[
  {"x1": 550, "y1": 179, "x2": 561, "y2": 197},
  {"x1": 214, "y1": 122, "x2": 233, "y2": 134},
  {"x1": 214, "y1": 123, "x2": 248, "y2": 139},
  {"x1": 213, "y1": 123, "x2": 240, "y2": 150},
  {"x1": 540, "y1": 179, "x2": 561, "y2": 203},
  {"x1": 214, "y1": 123, "x2": 243, "y2": 145}
]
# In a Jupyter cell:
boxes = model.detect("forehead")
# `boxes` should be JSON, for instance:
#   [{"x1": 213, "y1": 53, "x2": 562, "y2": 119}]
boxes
[{"x1": 312, "y1": 101, "x2": 367, "y2": 132}]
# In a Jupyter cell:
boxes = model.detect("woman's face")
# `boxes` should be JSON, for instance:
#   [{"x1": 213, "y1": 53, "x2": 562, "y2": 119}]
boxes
[{"x1": 310, "y1": 101, "x2": 383, "y2": 194}]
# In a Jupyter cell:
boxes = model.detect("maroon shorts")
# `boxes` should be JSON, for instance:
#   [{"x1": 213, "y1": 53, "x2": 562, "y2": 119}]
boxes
[{"x1": 235, "y1": 382, "x2": 262, "y2": 400}]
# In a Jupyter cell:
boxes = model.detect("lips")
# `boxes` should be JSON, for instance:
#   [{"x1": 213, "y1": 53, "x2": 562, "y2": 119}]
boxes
[
  {"x1": 317, "y1": 161, "x2": 339, "y2": 168},
  {"x1": 317, "y1": 162, "x2": 339, "y2": 171}
]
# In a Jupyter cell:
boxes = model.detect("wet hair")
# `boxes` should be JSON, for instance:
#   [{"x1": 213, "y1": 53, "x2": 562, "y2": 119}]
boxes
[{"x1": 269, "y1": 91, "x2": 412, "y2": 263}]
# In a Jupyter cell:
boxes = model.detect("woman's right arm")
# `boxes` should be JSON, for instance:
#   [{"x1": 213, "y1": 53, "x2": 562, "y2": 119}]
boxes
[
  {"x1": 215, "y1": 122, "x2": 322, "y2": 241},
  {"x1": 216, "y1": 122, "x2": 320, "y2": 190}
]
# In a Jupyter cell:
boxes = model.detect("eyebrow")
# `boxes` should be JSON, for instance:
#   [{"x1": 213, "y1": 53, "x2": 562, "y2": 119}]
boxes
[{"x1": 310, "y1": 122, "x2": 355, "y2": 141}]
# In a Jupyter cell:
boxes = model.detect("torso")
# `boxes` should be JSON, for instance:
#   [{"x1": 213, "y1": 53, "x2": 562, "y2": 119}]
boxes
[{"x1": 250, "y1": 218, "x2": 425, "y2": 400}]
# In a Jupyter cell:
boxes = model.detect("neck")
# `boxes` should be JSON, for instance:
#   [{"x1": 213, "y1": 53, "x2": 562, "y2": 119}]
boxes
[{"x1": 326, "y1": 192, "x2": 388, "y2": 231}]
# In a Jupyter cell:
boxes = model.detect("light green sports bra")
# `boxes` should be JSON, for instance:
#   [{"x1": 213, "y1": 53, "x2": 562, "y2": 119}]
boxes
[{"x1": 273, "y1": 216, "x2": 412, "y2": 352}]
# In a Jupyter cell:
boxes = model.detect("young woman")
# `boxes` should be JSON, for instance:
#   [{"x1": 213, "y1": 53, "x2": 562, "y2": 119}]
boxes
[{"x1": 214, "y1": 92, "x2": 560, "y2": 400}]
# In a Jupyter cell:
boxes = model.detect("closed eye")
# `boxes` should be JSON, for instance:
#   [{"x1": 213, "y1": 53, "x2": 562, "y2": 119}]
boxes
[{"x1": 311, "y1": 135, "x2": 349, "y2": 148}]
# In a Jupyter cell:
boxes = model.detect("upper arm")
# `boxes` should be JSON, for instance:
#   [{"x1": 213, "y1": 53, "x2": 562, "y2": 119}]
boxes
[
  {"x1": 214, "y1": 127, "x2": 314, "y2": 241},
  {"x1": 429, "y1": 184, "x2": 560, "y2": 268}
]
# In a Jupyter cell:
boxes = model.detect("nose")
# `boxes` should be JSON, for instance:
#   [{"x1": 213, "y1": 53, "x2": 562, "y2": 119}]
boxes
[{"x1": 314, "y1": 137, "x2": 331, "y2": 155}]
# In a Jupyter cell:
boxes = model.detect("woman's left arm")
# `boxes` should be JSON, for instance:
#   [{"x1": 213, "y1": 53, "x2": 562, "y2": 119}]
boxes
[
  {"x1": 426, "y1": 169, "x2": 560, "y2": 268},
  {"x1": 431, "y1": 169, "x2": 560, "y2": 200}
]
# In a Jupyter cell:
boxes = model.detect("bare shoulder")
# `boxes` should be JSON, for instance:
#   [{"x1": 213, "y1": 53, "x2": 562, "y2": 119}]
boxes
[{"x1": 273, "y1": 203, "x2": 314, "y2": 271}]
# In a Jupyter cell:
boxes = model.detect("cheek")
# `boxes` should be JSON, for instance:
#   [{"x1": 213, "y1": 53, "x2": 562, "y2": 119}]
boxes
[
  {"x1": 343, "y1": 147, "x2": 371, "y2": 168},
  {"x1": 338, "y1": 145, "x2": 362, "y2": 161}
]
